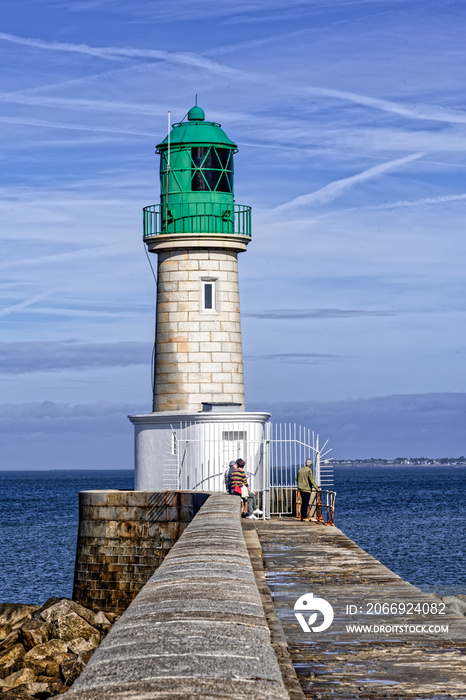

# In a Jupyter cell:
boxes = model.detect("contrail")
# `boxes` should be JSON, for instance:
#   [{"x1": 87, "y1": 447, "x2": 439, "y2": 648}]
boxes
[
  {"x1": 304, "y1": 86, "x2": 466, "y2": 126},
  {"x1": 0, "y1": 115, "x2": 153, "y2": 137},
  {"x1": 0, "y1": 94, "x2": 167, "y2": 116},
  {"x1": 347, "y1": 192, "x2": 466, "y2": 213},
  {"x1": 0, "y1": 289, "x2": 56, "y2": 318},
  {"x1": 0, "y1": 31, "x2": 239, "y2": 77},
  {"x1": 0, "y1": 245, "x2": 127, "y2": 271},
  {"x1": 274, "y1": 152, "x2": 424, "y2": 211}
]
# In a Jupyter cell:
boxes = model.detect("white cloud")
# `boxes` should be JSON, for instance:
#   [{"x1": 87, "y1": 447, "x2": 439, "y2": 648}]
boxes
[
  {"x1": 255, "y1": 393, "x2": 466, "y2": 459},
  {"x1": 0, "y1": 341, "x2": 151, "y2": 373}
]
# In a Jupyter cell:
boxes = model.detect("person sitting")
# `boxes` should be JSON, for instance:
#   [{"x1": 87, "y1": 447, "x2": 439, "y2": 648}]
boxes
[
  {"x1": 229, "y1": 458, "x2": 249, "y2": 516},
  {"x1": 245, "y1": 489, "x2": 263, "y2": 519},
  {"x1": 224, "y1": 460, "x2": 236, "y2": 493}
]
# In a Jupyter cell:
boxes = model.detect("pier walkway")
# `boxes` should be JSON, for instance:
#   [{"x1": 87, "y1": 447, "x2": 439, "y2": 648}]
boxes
[{"x1": 252, "y1": 518, "x2": 466, "y2": 699}]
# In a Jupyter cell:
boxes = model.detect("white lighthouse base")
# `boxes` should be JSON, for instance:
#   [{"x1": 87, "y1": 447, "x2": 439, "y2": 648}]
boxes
[{"x1": 128, "y1": 411, "x2": 271, "y2": 493}]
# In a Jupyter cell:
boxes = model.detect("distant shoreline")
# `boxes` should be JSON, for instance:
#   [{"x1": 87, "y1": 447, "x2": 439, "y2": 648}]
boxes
[
  {"x1": 331, "y1": 463, "x2": 466, "y2": 468},
  {"x1": 0, "y1": 464, "x2": 465, "y2": 473}
]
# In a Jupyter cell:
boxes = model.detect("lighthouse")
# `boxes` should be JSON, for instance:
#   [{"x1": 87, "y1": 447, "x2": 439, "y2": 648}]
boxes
[{"x1": 129, "y1": 105, "x2": 270, "y2": 494}]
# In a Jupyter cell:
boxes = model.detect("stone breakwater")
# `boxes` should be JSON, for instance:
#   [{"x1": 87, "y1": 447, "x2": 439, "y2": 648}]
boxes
[
  {"x1": 64, "y1": 494, "x2": 289, "y2": 700},
  {"x1": 0, "y1": 598, "x2": 118, "y2": 698}
]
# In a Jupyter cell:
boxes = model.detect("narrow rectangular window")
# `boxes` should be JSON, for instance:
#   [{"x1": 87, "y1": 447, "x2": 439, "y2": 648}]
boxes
[
  {"x1": 202, "y1": 279, "x2": 217, "y2": 312},
  {"x1": 204, "y1": 283, "x2": 213, "y2": 309}
]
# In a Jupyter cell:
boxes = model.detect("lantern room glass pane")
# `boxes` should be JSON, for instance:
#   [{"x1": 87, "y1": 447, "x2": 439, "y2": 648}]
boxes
[
  {"x1": 192, "y1": 147, "x2": 209, "y2": 168},
  {"x1": 192, "y1": 170, "x2": 210, "y2": 191},
  {"x1": 191, "y1": 147, "x2": 234, "y2": 193},
  {"x1": 215, "y1": 172, "x2": 230, "y2": 192},
  {"x1": 217, "y1": 149, "x2": 232, "y2": 168},
  {"x1": 204, "y1": 149, "x2": 221, "y2": 169}
]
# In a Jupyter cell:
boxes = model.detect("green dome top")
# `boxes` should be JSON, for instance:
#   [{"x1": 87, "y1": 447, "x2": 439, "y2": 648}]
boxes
[
  {"x1": 156, "y1": 105, "x2": 237, "y2": 151},
  {"x1": 187, "y1": 105, "x2": 205, "y2": 121}
]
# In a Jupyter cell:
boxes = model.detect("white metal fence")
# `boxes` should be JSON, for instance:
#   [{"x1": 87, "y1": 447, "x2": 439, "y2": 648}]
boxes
[{"x1": 169, "y1": 420, "x2": 334, "y2": 518}]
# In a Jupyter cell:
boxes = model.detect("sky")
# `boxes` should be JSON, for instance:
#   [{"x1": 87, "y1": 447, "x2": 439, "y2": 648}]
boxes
[{"x1": 1, "y1": 0, "x2": 466, "y2": 466}]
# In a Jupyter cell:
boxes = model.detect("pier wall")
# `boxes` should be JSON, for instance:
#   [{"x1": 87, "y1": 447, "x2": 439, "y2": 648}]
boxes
[
  {"x1": 72, "y1": 490, "x2": 209, "y2": 614},
  {"x1": 65, "y1": 494, "x2": 288, "y2": 700}
]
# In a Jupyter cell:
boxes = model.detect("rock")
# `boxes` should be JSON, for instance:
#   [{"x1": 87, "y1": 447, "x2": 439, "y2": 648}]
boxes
[
  {"x1": 0, "y1": 667, "x2": 36, "y2": 690},
  {"x1": 0, "y1": 643, "x2": 26, "y2": 679},
  {"x1": 0, "y1": 598, "x2": 111, "y2": 694},
  {"x1": 27, "y1": 681, "x2": 51, "y2": 698},
  {"x1": 0, "y1": 605, "x2": 40, "y2": 631},
  {"x1": 31, "y1": 598, "x2": 61, "y2": 619},
  {"x1": 23, "y1": 639, "x2": 69, "y2": 677},
  {"x1": 77, "y1": 648, "x2": 95, "y2": 666},
  {"x1": 456, "y1": 594, "x2": 466, "y2": 603},
  {"x1": 67, "y1": 636, "x2": 99, "y2": 655},
  {"x1": 103, "y1": 612, "x2": 118, "y2": 623},
  {"x1": 93, "y1": 611, "x2": 111, "y2": 630},
  {"x1": 0, "y1": 623, "x2": 12, "y2": 642},
  {"x1": 51, "y1": 612, "x2": 100, "y2": 645},
  {"x1": 442, "y1": 595, "x2": 466, "y2": 615},
  {"x1": 48, "y1": 678, "x2": 67, "y2": 696},
  {"x1": 59, "y1": 653, "x2": 77, "y2": 680},
  {"x1": 0, "y1": 629, "x2": 21, "y2": 652},
  {"x1": 39, "y1": 599, "x2": 95, "y2": 627},
  {"x1": 60, "y1": 653, "x2": 85, "y2": 686},
  {"x1": 20, "y1": 619, "x2": 51, "y2": 651},
  {"x1": 0, "y1": 686, "x2": 31, "y2": 699}
]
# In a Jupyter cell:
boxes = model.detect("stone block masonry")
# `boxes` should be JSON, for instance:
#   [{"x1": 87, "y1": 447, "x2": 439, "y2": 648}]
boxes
[
  {"x1": 65, "y1": 494, "x2": 288, "y2": 700},
  {"x1": 72, "y1": 490, "x2": 209, "y2": 615},
  {"x1": 154, "y1": 248, "x2": 245, "y2": 412}
]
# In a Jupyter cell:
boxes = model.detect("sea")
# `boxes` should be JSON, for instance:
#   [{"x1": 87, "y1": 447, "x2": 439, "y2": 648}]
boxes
[{"x1": 0, "y1": 466, "x2": 464, "y2": 604}]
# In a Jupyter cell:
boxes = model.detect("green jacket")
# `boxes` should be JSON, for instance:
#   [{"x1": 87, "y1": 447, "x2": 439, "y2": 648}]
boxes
[{"x1": 296, "y1": 465, "x2": 319, "y2": 492}]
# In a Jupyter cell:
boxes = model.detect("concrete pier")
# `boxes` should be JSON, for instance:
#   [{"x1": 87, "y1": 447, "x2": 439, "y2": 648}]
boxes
[{"x1": 254, "y1": 518, "x2": 466, "y2": 699}]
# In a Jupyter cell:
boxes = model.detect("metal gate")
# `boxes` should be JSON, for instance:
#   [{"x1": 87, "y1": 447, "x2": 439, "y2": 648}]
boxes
[{"x1": 267, "y1": 423, "x2": 333, "y2": 516}]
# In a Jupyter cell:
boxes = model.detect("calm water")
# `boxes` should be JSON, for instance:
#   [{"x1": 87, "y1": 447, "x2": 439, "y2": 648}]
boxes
[
  {"x1": 0, "y1": 467, "x2": 464, "y2": 604},
  {"x1": 0, "y1": 470, "x2": 133, "y2": 604},
  {"x1": 333, "y1": 465, "x2": 465, "y2": 596}
]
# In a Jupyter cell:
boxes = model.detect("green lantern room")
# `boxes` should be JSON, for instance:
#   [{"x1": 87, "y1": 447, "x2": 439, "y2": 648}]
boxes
[{"x1": 143, "y1": 105, "x2": 251, "y2": 238}]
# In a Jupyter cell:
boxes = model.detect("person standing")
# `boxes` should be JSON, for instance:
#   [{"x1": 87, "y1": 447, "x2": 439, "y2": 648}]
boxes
[{"x1": 296, "y1": 458, "x2": 319, "y2": 521}]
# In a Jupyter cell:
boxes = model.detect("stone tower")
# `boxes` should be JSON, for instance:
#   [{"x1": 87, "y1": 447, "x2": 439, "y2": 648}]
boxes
[
  {"x1": 129, "y1": 105, "x2": 269, "y2": 492},
  {"x1": 145, "y1": 105, "x2": 250, "y2": 412}
]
